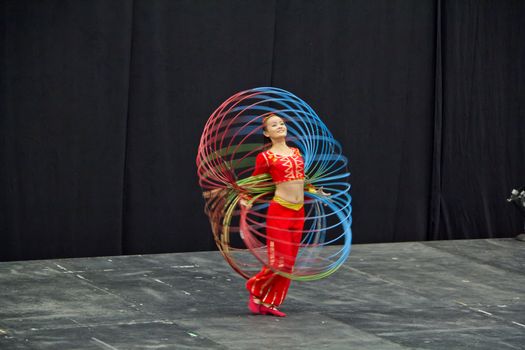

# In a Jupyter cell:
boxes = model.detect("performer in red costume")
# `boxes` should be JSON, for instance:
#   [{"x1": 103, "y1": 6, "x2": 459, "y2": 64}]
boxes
[{"x1": 241, "y1": 114, "x2": 326, "y2": 317}]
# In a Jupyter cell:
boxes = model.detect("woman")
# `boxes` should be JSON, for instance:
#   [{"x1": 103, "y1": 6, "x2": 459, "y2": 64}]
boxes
[{"x1": 241, "y1": 114, "x2": 327, "y2": 317}]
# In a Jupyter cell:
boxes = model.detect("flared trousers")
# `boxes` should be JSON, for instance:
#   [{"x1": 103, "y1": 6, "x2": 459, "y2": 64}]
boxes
[{"x1": 246, "y1": 200, "x2": 305, "y2": 306}]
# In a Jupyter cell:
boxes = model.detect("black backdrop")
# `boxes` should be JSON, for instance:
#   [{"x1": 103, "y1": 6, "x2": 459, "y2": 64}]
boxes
[{"x1": 1, "y1": 0, "x2": 524, "y2": 261}]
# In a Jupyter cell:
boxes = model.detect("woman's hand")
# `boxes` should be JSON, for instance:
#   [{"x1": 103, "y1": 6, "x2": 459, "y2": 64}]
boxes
[
  {"x1": 316, "y1": 187, "x2": 331, "y2": 197},
  {"x1": 239, "y1": 198, "x2": 253, "y2": 209},
  {"x1": 239, "y1": 194, "x2": 253, "y2": 209},
  {"x1": 311, "y1": 186, "x2": 331, "y2": 206}
]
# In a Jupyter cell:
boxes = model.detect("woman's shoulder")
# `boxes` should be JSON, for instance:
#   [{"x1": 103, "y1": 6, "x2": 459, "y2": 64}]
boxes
[
  {"x1": 257, "y1": 149, "x2": 270, "y2": 157},
  {"x1": 256, "y1": 150, "x2": 271, "y2": 164}
]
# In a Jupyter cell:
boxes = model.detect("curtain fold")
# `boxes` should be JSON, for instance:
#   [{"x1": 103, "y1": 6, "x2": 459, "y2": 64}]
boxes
[{"x1": 429, "y1": 0, "x2": 443, "y2": 239}]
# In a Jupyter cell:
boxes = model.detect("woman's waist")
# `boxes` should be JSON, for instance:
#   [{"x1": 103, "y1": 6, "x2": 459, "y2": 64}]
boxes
[
  {"x1": 273, "y1": 187, "x2": 304, "y2": 204},
  {"x1": 272, "y1": 195, "x2": 304, "y2": 211}
]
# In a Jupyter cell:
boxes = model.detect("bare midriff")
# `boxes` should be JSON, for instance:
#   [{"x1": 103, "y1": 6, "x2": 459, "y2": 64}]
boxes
[{"x1": 274, "y1": 179, "x2": 304, "y2": 204}]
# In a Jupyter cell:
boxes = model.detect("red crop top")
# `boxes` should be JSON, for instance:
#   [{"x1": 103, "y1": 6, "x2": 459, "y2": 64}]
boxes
[{"x1": 252, "y1": 147, "x2": 305, "y2": 183}]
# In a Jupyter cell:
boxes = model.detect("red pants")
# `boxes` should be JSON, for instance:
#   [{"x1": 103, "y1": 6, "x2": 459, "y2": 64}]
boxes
[{"x1": 246, "y1": 200, "x2": 305, "y2": 306}]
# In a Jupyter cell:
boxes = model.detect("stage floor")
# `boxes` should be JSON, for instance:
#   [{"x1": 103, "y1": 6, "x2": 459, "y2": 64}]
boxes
[{"x1": 1, "y1": 239, "x2": 524, "y2": 349}]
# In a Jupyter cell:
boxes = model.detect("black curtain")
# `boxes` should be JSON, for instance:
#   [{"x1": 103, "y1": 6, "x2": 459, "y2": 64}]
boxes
[
  {"x1": 1, "y1": 0, "x2": 524, "y2": 261},
  {"x1": 430, "y1": 0, "x2": 525, "y2": 239},
  {"x1": 1, "y1": 1, "x2": 133, "y2": 260},
  {"x1": 270, "y1": 0, "x2": 436, "y2": 243},
  {"x1": 122, "y1": 0, "x2": 276, "y2": 254}
]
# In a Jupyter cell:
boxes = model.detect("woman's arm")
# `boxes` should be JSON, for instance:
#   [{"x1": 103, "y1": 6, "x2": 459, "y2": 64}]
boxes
[
  {"x1": 202, "y1": 187, "x2": 227, "y2": 199},
  {"x1": 240, "y1": 152, "x2": 270, "y2": 209}
]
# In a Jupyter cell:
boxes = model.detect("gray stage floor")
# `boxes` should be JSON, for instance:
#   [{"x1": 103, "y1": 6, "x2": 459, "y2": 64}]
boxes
[{"x1": 1, "y1": 239, "x2": 524, "y2": 350}]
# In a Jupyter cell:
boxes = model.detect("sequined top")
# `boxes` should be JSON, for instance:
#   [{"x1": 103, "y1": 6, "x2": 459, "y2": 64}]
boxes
[{"x1": 252, "y1": 148, "x2": 305, "y2": 183}]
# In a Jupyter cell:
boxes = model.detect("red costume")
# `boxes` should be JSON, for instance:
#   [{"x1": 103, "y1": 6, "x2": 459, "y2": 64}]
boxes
[{"x1": 245, "y1": 148, "x2": 306, "y2": 306}]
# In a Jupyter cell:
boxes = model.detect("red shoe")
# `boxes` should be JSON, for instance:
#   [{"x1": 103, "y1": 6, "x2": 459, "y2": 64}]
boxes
[
  {"x1": 248, "y1": 295, "x2": 261, "y2": 314},
  {"x1": 259, "y1": 304, "x2": 287, "y2": 317}
]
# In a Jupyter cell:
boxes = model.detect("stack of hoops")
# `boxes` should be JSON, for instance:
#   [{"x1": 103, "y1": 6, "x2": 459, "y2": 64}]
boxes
[{"x1": 196, "y1": 87, "x2": 352, "y2": 281}]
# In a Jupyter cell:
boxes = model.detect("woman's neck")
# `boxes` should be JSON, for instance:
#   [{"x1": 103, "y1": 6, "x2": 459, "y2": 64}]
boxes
[{"x1": 270, "y1": 139, "x2": 291, "y2": 154}]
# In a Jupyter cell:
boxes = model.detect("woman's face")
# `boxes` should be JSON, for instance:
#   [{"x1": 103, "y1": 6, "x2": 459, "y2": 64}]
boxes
[{"x1": 263, "y1": 115, "x2": 287, "y2": 140}]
